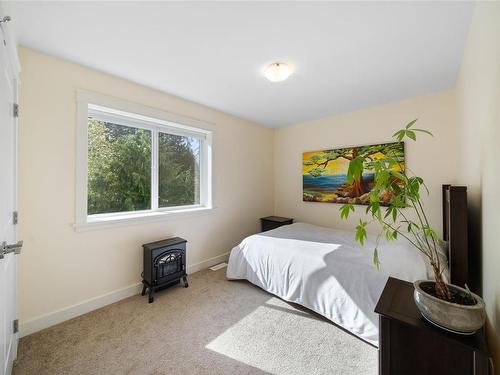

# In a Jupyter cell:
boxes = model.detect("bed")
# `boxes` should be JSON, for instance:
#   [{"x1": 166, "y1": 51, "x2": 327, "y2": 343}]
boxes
[{"x1": 226, "y1": 185, "x2": 470, "y2": 347}]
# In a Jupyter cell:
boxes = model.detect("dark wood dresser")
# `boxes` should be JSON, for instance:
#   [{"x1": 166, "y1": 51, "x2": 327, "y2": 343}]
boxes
[
  {"x1": 260, "y1": 216, "x2": 293, "y2": 232},
  {"x1": 375, "y1": 277, "x2": 490, "y2": 375}
]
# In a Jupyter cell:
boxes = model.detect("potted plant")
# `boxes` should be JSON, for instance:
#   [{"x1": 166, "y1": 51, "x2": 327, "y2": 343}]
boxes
[{"x1": 339, "y1": 120, "x2": 485, "y2": 334}]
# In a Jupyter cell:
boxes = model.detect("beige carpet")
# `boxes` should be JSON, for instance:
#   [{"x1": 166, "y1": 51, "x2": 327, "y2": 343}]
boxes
[{"x1": 13, "y1": 268, "x2": 377, "y2": 375}]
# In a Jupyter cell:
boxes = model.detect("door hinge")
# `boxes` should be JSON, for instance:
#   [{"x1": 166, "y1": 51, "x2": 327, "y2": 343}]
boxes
[
  {"x1": 13, "y1": 319, "x2": 18, "y2": 334},
  {"x1": 13, "y1": 211, "x2": 18, "y2": 225},
  {"x1": 0, "y1": 17, "x2": 10, "y2": 47},
  {"x1": 0, "y1": 240, "x2": 23, "y2": 259},
  {"x1": 13, "y1": 103, "x2": 19, "y2": 118}
]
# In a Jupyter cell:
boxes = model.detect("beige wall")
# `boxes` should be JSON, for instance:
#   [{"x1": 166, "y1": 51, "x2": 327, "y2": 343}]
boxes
[
  {"x1": 274, "y1": 90, "x2": 459, "y2": 236},
  {"x1": 17, "y1": 48, "x2": 274, "y2": 326},
  {"x1": 456, "y1": 1, "x2": 500, "y2": 363}
]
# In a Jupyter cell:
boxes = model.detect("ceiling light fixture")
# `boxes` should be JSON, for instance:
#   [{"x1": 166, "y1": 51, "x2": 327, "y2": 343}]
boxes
[{"x1": 264, "y1": 62, "x2": 292, "y2": 82}]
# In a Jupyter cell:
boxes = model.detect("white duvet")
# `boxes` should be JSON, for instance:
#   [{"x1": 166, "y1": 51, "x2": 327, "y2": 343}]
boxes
[{"x1": 226, "y1": 222, "x2": 430, "y2": 346}]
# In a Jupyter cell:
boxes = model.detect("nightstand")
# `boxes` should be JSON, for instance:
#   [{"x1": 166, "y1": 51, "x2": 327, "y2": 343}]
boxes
[
  {"x1": 375, "y1": 277, "x2": 490, "y2": 375},
  {"x1": 260, "y1": 216, "x2": 293, "y2": 232}
]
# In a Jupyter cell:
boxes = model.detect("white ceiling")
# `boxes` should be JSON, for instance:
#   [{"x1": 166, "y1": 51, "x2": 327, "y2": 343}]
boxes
[{"x1": 3, "y1": 1, "x2": 472, "y2": 128}]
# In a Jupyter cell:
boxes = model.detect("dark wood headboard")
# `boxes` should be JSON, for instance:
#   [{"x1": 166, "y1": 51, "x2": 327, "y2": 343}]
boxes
[{"x1": 442, "y1": 184, "x2": 469, "y2": 288}]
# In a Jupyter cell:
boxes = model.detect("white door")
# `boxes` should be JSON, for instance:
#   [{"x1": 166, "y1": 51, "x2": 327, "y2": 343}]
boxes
[{"x1": 0, "y1": 15, "x2": 20, "y2": 375}]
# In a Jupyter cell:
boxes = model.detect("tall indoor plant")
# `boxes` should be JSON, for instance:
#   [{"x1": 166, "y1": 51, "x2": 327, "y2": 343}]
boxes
[{"x1": 339, "y1": 120, "x2": 485, "y2": 333}]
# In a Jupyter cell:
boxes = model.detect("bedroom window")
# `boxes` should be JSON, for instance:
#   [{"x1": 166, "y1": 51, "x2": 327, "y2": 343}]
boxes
[{"x1": 76, "y1": 91, "x2": 213, "y2": 230}]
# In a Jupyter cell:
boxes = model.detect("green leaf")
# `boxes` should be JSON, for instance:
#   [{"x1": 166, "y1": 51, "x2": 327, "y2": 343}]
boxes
[
  {"x1": 390, "y1": 170, "x2": 407, "y2": 182},
  {"x1": 376, "y1": 169, "x2": 390, "y2": 187},
  {"x1": 423, "y1": 226, "x2": 439, "y2": 241},
  {"x1": 355, "y1": 220, "x2": 368, "y2": 245},
  {"x1": 340, "y1": 204, "x2": 355, "y2": 220},
  {"x1": 369, "y1": 190, "x2": 379, "y2": 203},
  {"x1": 405, "y1": 119, "x2": 418, "y2": 129},
  {"x1": 393, "y1": 129, "x2": 406, "y2": 142},
  {"x1": 391, "y1": 181, "x2": 402, "y2": 194},
  {"x1": 346, "y1": 156, "x2": 364, "y2": 183},
  {"x1": 384, "y1": 206, "x2": 393, "y2": 219},
  {"x1": 413, "y1": 128, "x2": 433, "y2": 137},
  {"x1": 370, "y1": 201, "x2": 380, "y2": 218},
  {"x1": 385, "y1": 228, "x2": 393, "y2": 241},
  {"x1": 406, "y1": 130, "x2": 416, "y2": 141},
  {"x1": 421, "y1": 180, "x2": 430, "y2": 195},
  {"x1": 373, "y1": 248, "x2": 381, "y2": 270}
]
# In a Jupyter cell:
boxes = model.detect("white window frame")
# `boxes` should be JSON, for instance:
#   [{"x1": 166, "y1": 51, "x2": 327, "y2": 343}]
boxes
[{"x1": 75, "y1": 90, "x2": 213, "y2": 231}]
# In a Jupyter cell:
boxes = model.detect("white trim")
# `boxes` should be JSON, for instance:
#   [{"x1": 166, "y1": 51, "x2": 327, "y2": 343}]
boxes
[
  {"x1": 0, "y1": 10, "x2": 21, "y2": 372},
  {"x1": 77, "y1": 90, "x2": 215, "y2": 133},
  {"x1": 201, "y1": 131, "x2": 213, "y2": 208},
  {"x1": 75, "y1": 90, "x2": 214, "y2": 230},
  {"x1": 88, "y1": 105, "x2": 209, "y2": 139},
  {"x1": 75, "y1": 98, "x2": 89, "y2": 226},
  {"x1": 6, "y1": 334, "x2": 17, "y2": 375},
  {"x1": 19, "y1": 251, "x2": 230, "y2": 337},
  {"x1": 19, "y1": 283, "x2": 143, "y2": 338},
  {"x1": 187, "y1": 251, "x2": 230, "y2": 274},
  {"x1": 75, "y1": 206, "x2": 217, "y2": 232},
  {"x1": 151, "y1": 127, "x2": 159, "y2": 211}
]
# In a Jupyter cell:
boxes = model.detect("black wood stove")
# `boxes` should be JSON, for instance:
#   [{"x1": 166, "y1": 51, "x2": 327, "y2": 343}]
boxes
[{"x1": 141, "y1": 237, "x2": 188, "y2": 303}]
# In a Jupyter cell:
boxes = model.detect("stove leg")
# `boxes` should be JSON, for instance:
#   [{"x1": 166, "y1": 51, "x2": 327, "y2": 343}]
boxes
[
  {"x1": 141, "y1": 283, "x2": 147, "y2": 296},
  {"x1": 148, "y1": 288, "x2": 154, "y2": 303},
  {"x1": 183, "y1": 275, "x2": 189, "y2": 288}
]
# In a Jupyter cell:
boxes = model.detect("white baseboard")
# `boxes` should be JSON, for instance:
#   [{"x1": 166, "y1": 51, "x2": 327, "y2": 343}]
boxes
[
  {"x1": 186, "y1": 251, "x2": 230, "y2": 274},
  {"x1": 19, "y1": 251, "x2": 230, "y2": 338},
  {"x1": 19, "y1": 283, "x2": 143, "y2": 338}
]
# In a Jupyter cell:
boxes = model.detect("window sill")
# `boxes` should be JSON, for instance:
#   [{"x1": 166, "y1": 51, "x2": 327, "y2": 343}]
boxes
[{"x1": 74, "y1": 206, "x2": 215, "y2": 232}]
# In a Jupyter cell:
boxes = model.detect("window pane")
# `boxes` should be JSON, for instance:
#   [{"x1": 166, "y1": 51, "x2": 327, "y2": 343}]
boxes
[
  {"x1": 158, "y1": 132, "x2": 200, "y2": 207},
  {"x1": 87, "y1": 118, "x2": 152, "y2": 215}
]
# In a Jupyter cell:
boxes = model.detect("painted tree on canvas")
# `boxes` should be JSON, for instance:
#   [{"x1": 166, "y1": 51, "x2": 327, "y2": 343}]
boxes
[{"x1": 302, "y1": 142, "x2": 404, "y2": 205}]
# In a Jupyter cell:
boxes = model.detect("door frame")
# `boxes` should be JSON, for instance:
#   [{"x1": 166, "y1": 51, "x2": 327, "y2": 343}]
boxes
[{"x1": 0, "y1": 8, "x2": 21, "y2": 375}]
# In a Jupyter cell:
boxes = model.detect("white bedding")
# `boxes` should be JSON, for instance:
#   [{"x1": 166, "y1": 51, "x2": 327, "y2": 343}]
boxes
[{"x1": 226, "y1": 222, "x2": 430, "y2": 346}]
